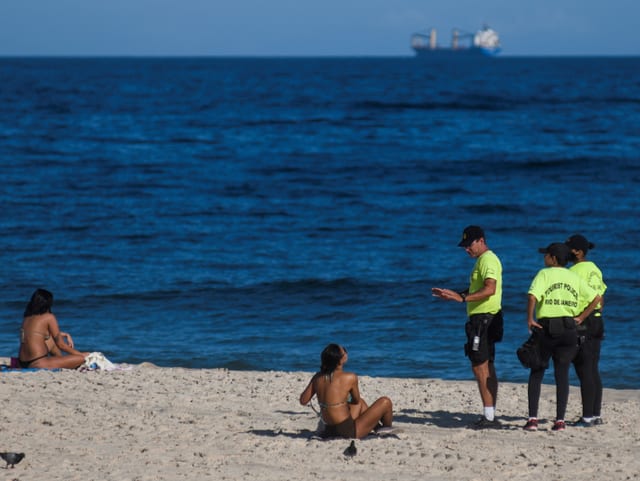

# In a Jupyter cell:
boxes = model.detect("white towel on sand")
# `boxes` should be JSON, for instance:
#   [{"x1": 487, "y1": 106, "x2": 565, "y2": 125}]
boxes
[{"x1": 77, "y1": 352, "x2": 116, "y2": 371}]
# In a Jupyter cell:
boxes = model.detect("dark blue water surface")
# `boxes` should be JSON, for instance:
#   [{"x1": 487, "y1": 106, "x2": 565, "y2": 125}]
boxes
[{"x1": 1, "y1": 57, "x2": 639, "y2": 388}]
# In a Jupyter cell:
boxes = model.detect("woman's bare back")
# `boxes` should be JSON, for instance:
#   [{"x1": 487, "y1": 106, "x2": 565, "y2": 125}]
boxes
[
  {"x1": 19, "y1": 313, "x2": 56, "y2": 363},
  {"x1": 314, "y1": 371, "x2": 356, "y2": 425}
]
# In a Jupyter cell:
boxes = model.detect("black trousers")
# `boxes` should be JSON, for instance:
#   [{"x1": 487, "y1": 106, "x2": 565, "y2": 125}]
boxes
[
  {"x1": 527, "y1": 327, "x2": 578, "y2": 420},
  {"x1": 573, "y1": 336, "x2": 603, "y2": 418}
]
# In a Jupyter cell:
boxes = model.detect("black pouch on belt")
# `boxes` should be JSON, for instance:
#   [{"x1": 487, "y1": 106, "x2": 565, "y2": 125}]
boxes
[{"x1": 548, "y1": 317, "x2": 565, "y2": 337}]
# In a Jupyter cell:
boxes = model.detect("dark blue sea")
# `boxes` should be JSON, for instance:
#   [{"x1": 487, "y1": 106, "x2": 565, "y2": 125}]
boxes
[{"x1": 1, "y1": 56, "x2": 638, "y2": 389}]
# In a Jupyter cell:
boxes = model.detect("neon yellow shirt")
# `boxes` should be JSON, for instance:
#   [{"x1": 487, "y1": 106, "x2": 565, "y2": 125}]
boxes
[
  {"x1": 570, "y1": 260, "x2": 606, "y2": 311},
  {"x1": 466, "y1": 250, "x2": 502, "y2": 316},
  {"x1": 528, "y1": 267, "x2": 597, "y2": 319}
]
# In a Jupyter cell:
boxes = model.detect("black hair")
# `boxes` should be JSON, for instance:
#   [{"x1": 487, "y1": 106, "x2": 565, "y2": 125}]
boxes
[
  {"x1": 320, "y1": 343, "x2": 343, "y2": 375},
  {"x1": 24, "y1": 288, "x2": 54, "y2": 317}
]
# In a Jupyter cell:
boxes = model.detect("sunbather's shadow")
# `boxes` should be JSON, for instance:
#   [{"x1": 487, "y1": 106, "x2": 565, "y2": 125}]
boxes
[
  {"x1": 248, "y1": 428, "x2": 314, "y2": 439},
  {"x1": 275, "y1": 409, "x2": 307, "y2": 416}
]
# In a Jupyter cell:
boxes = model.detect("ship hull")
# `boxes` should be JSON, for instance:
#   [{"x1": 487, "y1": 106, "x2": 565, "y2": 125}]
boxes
[{"x1": 413, "y1": 47, "x2": 501, "y2": 58}]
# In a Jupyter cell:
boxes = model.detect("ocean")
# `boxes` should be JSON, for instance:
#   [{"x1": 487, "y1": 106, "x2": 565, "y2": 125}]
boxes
[{"x1": 0, "y1": 56, "x2": 638, "y2": 389}]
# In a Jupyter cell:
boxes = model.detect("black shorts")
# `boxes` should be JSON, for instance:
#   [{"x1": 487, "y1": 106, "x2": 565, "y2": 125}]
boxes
[{"x1": 464, "y1": 311, "x2": 503, "y2": 366}]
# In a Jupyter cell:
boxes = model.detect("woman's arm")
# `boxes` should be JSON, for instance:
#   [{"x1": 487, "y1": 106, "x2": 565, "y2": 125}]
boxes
[
  {"x1": 527, "y1": 294, "x2": 541, "y2": 330},
  {"x1": 575, "y1": 294, "x2": 603, "y2": 325},
  {"x1": 48, "y1": 315, "x2": 84, "y2": 356},
  {"x1": 57, "y1": 331, "x2": 75, "y2": 349},
  {"x1": 300, "y1": 374, "x2": 318, "y2": 406},
  {"x1": 348, "y1": 373, "x2": 362, "y2": 405}
]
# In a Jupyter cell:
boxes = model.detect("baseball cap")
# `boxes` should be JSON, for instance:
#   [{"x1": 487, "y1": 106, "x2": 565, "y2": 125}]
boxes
[
  {"x1": 458, "y1": 225, "x2": 484, "y2": 247},
  {"x1": 538, "y1": 242, "x2": 570, "y2": 266},
  {"x1": 566, "y1": 234, "x2": 595, "y2": 253}
]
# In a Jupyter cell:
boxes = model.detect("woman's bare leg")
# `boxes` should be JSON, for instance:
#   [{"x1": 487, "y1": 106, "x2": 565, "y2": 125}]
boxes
[
  {"x1": 31, "y1": 354, "x2": 87, "y2": 370},
  {"x1": 354, "y1": 396, "x2": 393, "y2": 439},
  {"x1": 349, "y1": 398, "x2": 368, "y2": 419}
]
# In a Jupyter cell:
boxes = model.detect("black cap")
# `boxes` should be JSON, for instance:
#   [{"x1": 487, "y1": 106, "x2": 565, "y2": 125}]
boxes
[
  {"x1": 566, "y1": 234, "x2": 595, "y2": 253},
  {"x1": 538, "y1": 242, "x2": 571, "y2": 266},
  {"x1": 458, "y1": 225, "x2": 484, "y2": 247}
]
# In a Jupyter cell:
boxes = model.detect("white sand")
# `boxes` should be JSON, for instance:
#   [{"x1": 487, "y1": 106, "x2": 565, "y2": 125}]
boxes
[{"x1": 1, "y1": 366, "x2": 638, "y2": 481}]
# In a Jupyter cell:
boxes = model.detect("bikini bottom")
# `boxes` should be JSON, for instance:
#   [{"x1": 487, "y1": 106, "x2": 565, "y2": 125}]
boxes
[
  {"x1": 322, "y1": 416, "x2": 356, "y2": 439},
  {"x1": 18, "y1": 353, "x2": 48, "y2": 368}
]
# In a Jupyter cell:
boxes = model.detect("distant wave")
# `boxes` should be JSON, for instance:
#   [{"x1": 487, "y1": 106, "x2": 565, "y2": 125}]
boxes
[
  {"x1": 463, "y1": 204, "x2": 526, "y2": 215},
  {"x1": 562, "y1": 96, "x2": 640, "y2": 105},
  {"x1": 237, "y1": 117, "x2": 334, "y2": 127},
  {"x1": 509, "y1": 156, "x2": 638, "y2": 172},
  {"x1": 355, "y1": 97, "x2": 514, "y2": 112},
  {"x1": 72, "y1": 277, "x2": 424, "y2": 305},
  {"x1": 261, "y1": 277, "x2": 378, "y2": 291},
  {"x1": 356, "y1": 95, "x2": 640, "y2": 113}
]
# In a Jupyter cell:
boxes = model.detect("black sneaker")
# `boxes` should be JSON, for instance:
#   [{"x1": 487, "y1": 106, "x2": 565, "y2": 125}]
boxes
[
  {"x1": 470, "y1": 416, "x2": 501, "y2": 430},
  {"x1": 593, "y1": 417, "x2": 604, "y2": 425}
]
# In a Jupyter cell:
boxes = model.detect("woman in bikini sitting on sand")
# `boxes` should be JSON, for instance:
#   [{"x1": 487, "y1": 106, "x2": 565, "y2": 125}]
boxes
[
  {"x1": 300, "y1": 343, "x2": 393, "y2": 439},
  {"x1": 18, "y1": 288, "x2": 89, "y2": 369}
]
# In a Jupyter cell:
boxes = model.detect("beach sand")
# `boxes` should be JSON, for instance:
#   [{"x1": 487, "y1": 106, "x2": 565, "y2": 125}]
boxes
[{"x1": 1, "y1": 365, "x2": 638, "y2": 481}]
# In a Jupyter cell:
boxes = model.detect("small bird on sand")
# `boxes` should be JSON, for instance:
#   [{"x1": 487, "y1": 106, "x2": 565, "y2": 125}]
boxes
[
  {"x1": 343, "y1": 440, "x2": 357, "y2": 457},
  {"x1": 0, "y1": 452, "x2": 25, "y2": 468}
]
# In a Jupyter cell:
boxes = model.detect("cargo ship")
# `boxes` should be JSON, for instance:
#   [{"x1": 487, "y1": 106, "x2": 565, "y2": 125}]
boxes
[{"x1": 411, "y1": 25, "x2": 501, "y2": 58}]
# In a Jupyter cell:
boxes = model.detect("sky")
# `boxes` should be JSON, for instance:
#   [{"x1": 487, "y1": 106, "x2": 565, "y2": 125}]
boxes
[{"x1": 0, "y1": 0, "x2": 638, "y2": 57}]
